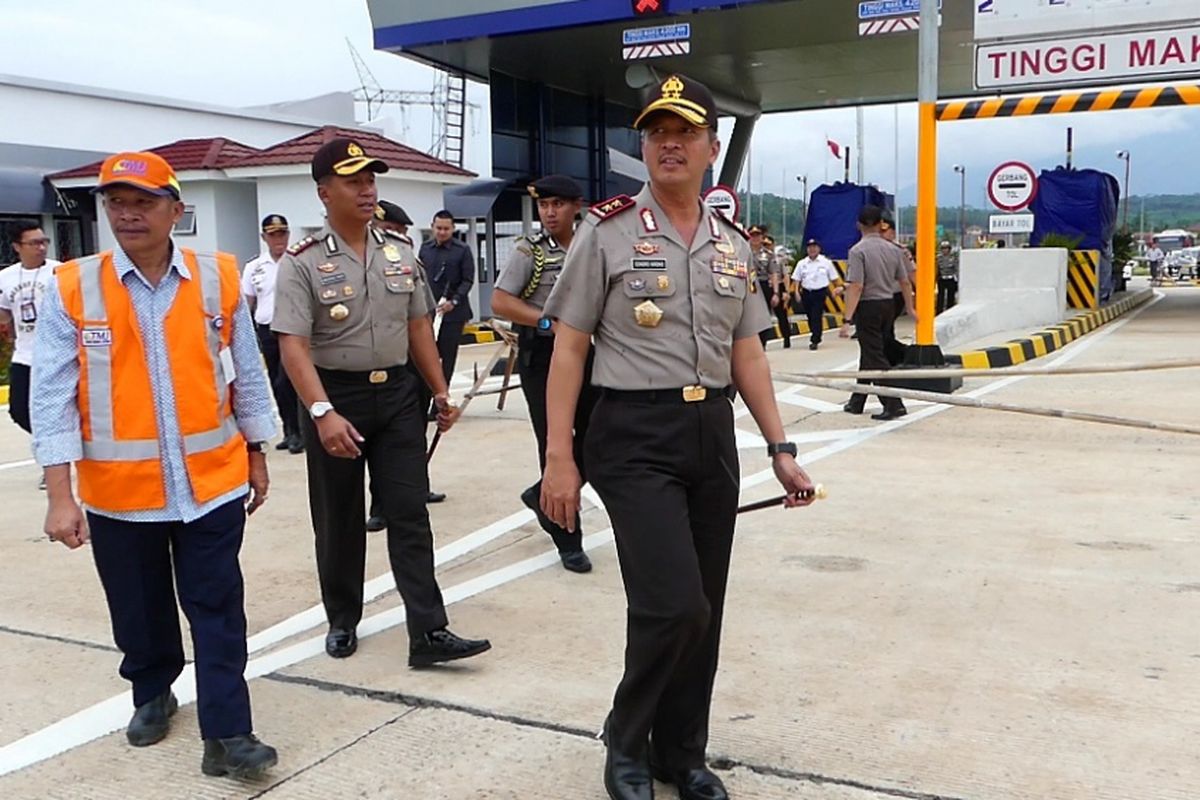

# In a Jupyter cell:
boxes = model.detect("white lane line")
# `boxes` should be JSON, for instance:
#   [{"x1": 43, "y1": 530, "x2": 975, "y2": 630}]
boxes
[
  {"x1": 778, "y1": 394, "x2": 845, "y2": 413},
  {"x1": 0, "y1": 309, "x2": 1153, "y2": 774},
  {"x1": 0, "y1": 459, "x2": 35, "y2": 472}
]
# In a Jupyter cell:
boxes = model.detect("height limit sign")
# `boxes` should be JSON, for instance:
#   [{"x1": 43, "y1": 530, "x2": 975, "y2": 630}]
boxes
[{"x1": 987, "y1": 161, "x2": 1037, "y2": 212}]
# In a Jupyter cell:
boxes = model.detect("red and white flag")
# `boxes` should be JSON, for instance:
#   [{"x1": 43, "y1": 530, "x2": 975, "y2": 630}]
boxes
[{"x1": 826, "y1": 138, "x2": 842, "y2": 159}]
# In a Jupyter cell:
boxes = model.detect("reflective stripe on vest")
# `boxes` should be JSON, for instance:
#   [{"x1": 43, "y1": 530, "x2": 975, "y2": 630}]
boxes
[{"x1": 76, "y1": 250, "x2": 236, "y2": 463}]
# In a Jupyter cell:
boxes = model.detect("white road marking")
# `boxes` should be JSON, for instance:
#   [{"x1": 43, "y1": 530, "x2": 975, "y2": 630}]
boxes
[
  {"x1": 0, "y1": 459, "x2": 35, "y2": 472},
  {"x1": 0, "y1": 303, "x2": 1157, "y2": 774}
]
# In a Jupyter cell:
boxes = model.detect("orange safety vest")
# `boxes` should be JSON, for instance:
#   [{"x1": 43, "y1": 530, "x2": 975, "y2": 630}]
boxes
[{"x1": 55, "y1": 248, "x2": 248, "y2": 513}]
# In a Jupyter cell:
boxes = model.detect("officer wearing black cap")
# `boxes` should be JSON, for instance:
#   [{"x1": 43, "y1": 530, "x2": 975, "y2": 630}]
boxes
[
  {"x1": 491, "y1": 175, "x2": 594, "y2": 574},
  {"x1": 242, "y1": 214, "x2": 303, "y2": 452},
  {"x1": 790, "y1": 238, "x2": 842, "y2": 350},
  {"x1": 540, "y1": 75, "x2": 818, "y2": 800},
  {"x1": 273, "y1": 137, "x2": 490, "y2": 666},
  {"x1": 746, "y1": 224, "x2": 781, "y2": 347}
]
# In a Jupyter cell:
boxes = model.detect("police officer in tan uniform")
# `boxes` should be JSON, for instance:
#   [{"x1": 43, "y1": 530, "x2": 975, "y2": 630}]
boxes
[
  {"x1": 764, "y1": 233, "x2": 792, "y2": 348},
  {"x1": 273, "y1": 138, "x2": 490, "y2": 666},
  {"x1": 540, "y1": 76, "x2": 818, "y2": 800},
  {"x1": 491, "y1": 175, "x2": 594, "y2": 573},
  {"x1": 747, "y1": 225, "x2": 783, "y2": 348}
]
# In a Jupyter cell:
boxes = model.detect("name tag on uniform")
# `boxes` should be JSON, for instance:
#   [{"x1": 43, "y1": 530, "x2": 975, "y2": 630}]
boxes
[
  {"x1": 81, "y1": 327, "x2": 112, "y2": 347},
  {"x1": 631, "y1": 258, "x2": 667, "y2": 270},
  {"x1": 219, "y1": 347, "x2": 236, "y2": 385},
  {"x1": 319, "y1": 272, "x2": 347, "y2": 286}
]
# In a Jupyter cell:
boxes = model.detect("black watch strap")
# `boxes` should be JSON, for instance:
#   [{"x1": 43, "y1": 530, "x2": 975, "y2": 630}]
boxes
[
  {"x1": 246, "y1": 441, "x2": 266, "y2": 453},
  {"x1": 766, "y1": 442, "x2": 797, "y2": 457}
]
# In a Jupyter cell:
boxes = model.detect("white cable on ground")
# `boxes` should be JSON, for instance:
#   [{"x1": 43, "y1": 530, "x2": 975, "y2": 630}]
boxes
[{"x1": 780, "y1": 357, "x2": 1200, "y2": 382}]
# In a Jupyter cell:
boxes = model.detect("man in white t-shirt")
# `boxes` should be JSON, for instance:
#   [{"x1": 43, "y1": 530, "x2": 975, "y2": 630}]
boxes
[
  {"x1": 0, "y1": 221, "x2": 61, "y2": 435},
  {"x1": 1145, "y1": 239, "x2": 1165, "y2": 285},
  {"x1": 790, "y1": 238, "x2": 842, "y2": 350},
  {"x1": 242, "y1": 214, "x2": 302, "y2": 453}
]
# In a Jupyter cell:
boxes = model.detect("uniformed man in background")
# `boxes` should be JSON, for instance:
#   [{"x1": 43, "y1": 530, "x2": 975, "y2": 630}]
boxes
[
  {"x1": 491, "y1": 175, "x2": 593, "y2": 574},
  {"x1": 540, "y1": 75, "x2": 817, "y2": 800},
  {"x1": 273, "y1": 138, "x2": 490, "y2": 666},
  {"x1": 747, "y1": 224, "x2": 777, "y2": 348},
  {"x1": 243, "y1": 214, "x2": 302, "y2": 454},
  {"x1": 764, "y1": 233, "x2": 792, "y2": 349}
]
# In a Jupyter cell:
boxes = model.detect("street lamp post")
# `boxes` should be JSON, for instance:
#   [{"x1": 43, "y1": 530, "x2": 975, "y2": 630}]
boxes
[
  {"x1": 1116, "y1": 150, "x2": 1131, "y2": 230},
  {"x1": 795, "y1": 174, "x2": 808, "y2": 241},
  {"x1": 953, "y1": 164, "x2": 966, "y2": 249}
]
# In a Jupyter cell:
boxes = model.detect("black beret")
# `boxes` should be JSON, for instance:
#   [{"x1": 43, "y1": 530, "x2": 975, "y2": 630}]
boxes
[
  {"x1": 375, "y1": 200, "x2": 413, "y2": 225},
  {"x1": 527, "y1": 174, "x2": 584, "y2": 201}
]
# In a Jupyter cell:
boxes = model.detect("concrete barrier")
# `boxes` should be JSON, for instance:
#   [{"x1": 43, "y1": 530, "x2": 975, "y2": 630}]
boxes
[{"x1": 935, "y1": 248, "x2": 1068, "y2": 350}]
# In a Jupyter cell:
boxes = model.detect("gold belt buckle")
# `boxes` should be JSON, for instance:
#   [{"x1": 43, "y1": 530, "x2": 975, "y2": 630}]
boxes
[
  {"x1": 682, "y1": 385, "x2": 706, "y2": 403},
  {"x1": 368, "y1": 370, "x2": 388, "y2": 384}
]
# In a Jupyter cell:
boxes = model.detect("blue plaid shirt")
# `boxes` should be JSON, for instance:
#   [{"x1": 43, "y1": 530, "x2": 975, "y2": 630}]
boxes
[{"x1": 30, "y1": 244, "x2": 277, "y2": 523}]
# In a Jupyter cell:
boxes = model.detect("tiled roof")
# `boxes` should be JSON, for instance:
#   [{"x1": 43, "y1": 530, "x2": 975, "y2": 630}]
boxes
[
  {"x1": 49, "y1": 138, "x2": 261, "y2": 179},
  {"x1": 226, "y1": 126, "x2": 474, "y2": 177}
]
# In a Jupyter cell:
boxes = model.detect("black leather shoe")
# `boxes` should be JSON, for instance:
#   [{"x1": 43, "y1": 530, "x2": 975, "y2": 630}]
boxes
[
  {"x1": 126, "y1": 690, "x2": 177, "y2": 747},
  {"x1": 274, "y1": 438, "x2": 290, "y2": 451},
  {"x1": 651, "y1": 765, "x2": 727, "y2": 800},
  {"x1": 809, "y1": 342, "x2": 819, "y2": 351},
  {"x1": 201, "y1": 734, "x2": 278, "y2": 779},
  {"x1": 409, "y1": 628, "x2": 491, "y2": 667},
  {"x1": 871, "y1": 407, "x2": 908, "y2": 422},
  {"x1": 560, "y1": 550, "x2": 592, "y2": 573},
  {"x1": 286, "y1": 434, "x2": 305, "y2": 454},
  {"x1": 427, "y1": 490, "x2": 447, "y2": 504},
  {"x1": 842, "y1": 401, "x2": 864, "y2": 415},
  {"x1": 365, "y1": 515, "x2": 386, "y2": 532},
  {"x1": 521, "y1": 484, "x2": 562, "y2": 535},
  {"x1": 602, "y1": 717, "x2": 653, "y2": 800},
  {"x1": 325, "y1": 628, "x2": 357, "y2": 658}
]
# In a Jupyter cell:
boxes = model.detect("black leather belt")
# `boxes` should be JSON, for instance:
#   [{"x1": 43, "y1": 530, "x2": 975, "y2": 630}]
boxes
[
  {"x1": 601, "y1": 386, "x2": 730, "y2": 404},
  {"x1": 316, "y1": 365, "x2": 406, "y2": 385}
]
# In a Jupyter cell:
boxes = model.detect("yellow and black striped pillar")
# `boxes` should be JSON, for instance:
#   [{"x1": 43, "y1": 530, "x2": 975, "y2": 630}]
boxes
[
  {"x1": 1066, "y1": 250, "x2": 1099, "y2": 310},
  {"x1": 824, "y1": 260, "x2": 848, "y2": 316}
]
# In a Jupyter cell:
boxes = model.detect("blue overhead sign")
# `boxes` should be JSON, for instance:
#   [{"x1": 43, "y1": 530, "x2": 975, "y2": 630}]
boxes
[
  {"x1": 858, "y1": 0, "x2": 938, "y2": 19},
  {"x1": 623, "y1": 23, "x2": 690, "y2": 45}
]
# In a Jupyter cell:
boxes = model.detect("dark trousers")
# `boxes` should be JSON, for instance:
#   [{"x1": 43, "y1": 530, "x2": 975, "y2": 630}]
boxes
[
  {"x1": 848, "y1": 299, "x2": 904, "y2": 412},
  {"x1": 800, "y1": 287, "x2": 828, "y2": 345},
  {"x1": 772, "y1": 289, "x2": 791, "y2": 347},
  {"x1": 255, "y1": 324, "x2": 299, "y2": 438},
  {"x1": 303, "y1": 367, "x2": 448, "y2": 637},
  {"x1": 585, "y1": 394, "x2": 739, "y2": 770},
  {"x1": 370, "y1": 362, "x2": 434, "y2": 518},
  {"x1": 516, "y1": 335, "x2": 598, "y2": 553},
  {"x1": 88, "y1": 499, "x2": 251, "y2": 740},
  {"x1": 7, "y1": 361, "x2": 30, "y2": 433},
  {"x1": 756, "y1": 281, "x2": 774, "y2": 347},
  {"x1": 936, "y1": 277, "x2": 958, "y2": 314},
  {"x1": 436, "y1": 319, "x2": 466, "y2": 386}
]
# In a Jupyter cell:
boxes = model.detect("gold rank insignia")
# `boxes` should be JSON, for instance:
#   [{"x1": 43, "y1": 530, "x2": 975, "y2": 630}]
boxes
[
  {"x1": 657, "y1": 275, "x2": 670, "y2": 290},
  {"x1": 330, "y1": 303, "x2": 349, "y2": 321},
  {"x1": 715, "y1": 235, "x2": 736, "y2": 256},
  {"x1": 343, "y1": 285, "x2": 355, "y2": 297},
  {"x1": 634, "y1": 299, "x2": 664, "y2": 328},
  {"x1": 317, "y1": 262, "x2": 336, "y2": 273},
  {"x1": 347, "y1": 143, "x2": 364, "y2": 157},
  {"x1": 718, "y1": 276, "x2": 730, "y2": 289},
  {"x1": 321, "y1": 288, "x2": 337, "y2": 300},
  {"x1": 382, "y1": 244, "x2": 401, "y2": 262}
]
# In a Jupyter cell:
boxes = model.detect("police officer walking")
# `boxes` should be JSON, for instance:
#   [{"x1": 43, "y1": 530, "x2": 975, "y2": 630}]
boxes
[
  {"x1": 419, "y1": 209, "x2": 475, "y2": 397},
  {"x1": 764, "y1": 234, "x2": 793, "y2": 348},
  {"x1": 491, "y1": 175, "x2": 593, "y2": 573},
  {"x1": 540, "y1": 75, "x2": 817, "y2": 800},
  {"x1": 747, "y1": 225, "x2": 778, "y2": 347},
  {"x1": 839, "y1": 205, "x2": 915, "y2": 421},
  {"x1": 273, "y1": 138, "x2": 490, "y2": 665},
  {"x1": 242, "y1": 214, "x2": 302, "y2": 453}
]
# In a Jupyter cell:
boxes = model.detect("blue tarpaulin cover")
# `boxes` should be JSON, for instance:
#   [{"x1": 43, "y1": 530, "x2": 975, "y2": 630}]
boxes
[
  {"x1": 1030, "y1": 167, "x2": 1120, "y2": 301},
  {"x1": 803, "y1": 182, "x2": 889, "y2": 260}
]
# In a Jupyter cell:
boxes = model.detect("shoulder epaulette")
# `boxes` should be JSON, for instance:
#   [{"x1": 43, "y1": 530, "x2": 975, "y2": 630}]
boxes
[
  {"x1": 382, "y1": 229, "x2": 413, "y2": 247},
  {"x1": 588, "y1": 194, "x2": 635, "y2": 224},
  {"x1": 287, "y1": 236, "x2": 317, "y2": 256},
  {"x1": 712, "y1": 209, "x2": 750, "y2": 240}
]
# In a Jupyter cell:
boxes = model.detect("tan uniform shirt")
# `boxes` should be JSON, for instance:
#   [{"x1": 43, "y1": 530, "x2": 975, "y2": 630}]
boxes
[
  {"x1": 494, "y1": 232, "x2": 568, "y2": 311},
  {"x1": 545, "y1": 185, "x2": 771, "y2": 390},
  {"x1": 754, "y1": 246, "x2": 780, "y2": 280},
  {"x1": 272, "y1": 224, "x2": 431, "y2": 370},
  {"x1": 846, "y1": 233, "x2": 909, "y2": 301}
]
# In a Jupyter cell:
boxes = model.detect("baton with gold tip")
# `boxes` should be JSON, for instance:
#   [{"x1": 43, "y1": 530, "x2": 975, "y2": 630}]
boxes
[
  {"x1": 737, "y1": 484, "x2": 827, "y2": 514},
  {"x1": 426, "y1": 336, "x2": 515, "y2": 462}
]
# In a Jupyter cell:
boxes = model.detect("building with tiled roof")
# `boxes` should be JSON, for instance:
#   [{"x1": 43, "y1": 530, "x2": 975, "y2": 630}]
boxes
[
  {"x1": 50, "y1": 137, "x2": 261, "y2": 179},
  {"x1": 225, "y1": 126, "x2": 473, "y2": 178}
]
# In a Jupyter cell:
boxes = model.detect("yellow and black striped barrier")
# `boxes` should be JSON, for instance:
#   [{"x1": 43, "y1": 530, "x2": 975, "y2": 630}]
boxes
[
  {"x1": 823, "y1": 260, "x2": 848, "y2": 317},
  {"x1": 938, "y1": 84, "x2": 1200, "y2": 122},
  {"x1": 0, "y1": 385, "x2": 8, "y2": 406},
  {"x1": 765, "y1": 312, "x2": 844, "y2": 343},
  {"x1": 1067, "y1": 250, "x2": 1100, "y2": 310},
  {"x1": 945, "y1": 288, "x2": 1151, "y2": 369},
  {"x1": 460, "y1": 323, "x2": 499, "y2": 345}
]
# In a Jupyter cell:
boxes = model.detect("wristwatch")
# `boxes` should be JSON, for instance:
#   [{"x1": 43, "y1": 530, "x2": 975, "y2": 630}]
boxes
[
  {"x1": 536, "y1": 316, "x2": 553, "y2": 332},
  {"x1": 309, "y1": 401, "x2": 334, "y2": 419},
  {"x1": 766, "y1": 442, "x2": 798, "y2": 458},
  {"x1": 246, "y1": 441, "x2": 266, "y2": 453}
]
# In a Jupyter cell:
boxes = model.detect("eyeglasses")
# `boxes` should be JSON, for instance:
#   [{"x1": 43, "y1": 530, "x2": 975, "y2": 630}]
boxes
[{"x1": 18, "y1": 238, "x2": 50, "y2": 247}]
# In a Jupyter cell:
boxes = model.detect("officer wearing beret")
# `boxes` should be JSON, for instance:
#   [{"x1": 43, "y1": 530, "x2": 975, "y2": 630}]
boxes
[
  {"x1": 273, "y1": 138, "x2": 490, "y2": 666},
  {"x1": 491, "y1": 175, "x2": 594, "y2": 574},
  {"x1": 541, "y1": 75, "x2": 818, "y2": 800},
  {"x1": 747, "y1": 224, "x2": 785, "y2": 348}
]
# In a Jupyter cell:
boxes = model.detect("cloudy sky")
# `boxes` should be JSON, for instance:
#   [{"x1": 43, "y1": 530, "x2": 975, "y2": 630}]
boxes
[{"x1": 4, "y1": 0, "x2": 1197, "y2": 207}]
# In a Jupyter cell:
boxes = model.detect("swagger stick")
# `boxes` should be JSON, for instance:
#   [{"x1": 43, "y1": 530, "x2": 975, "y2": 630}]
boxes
[{"x1": 737, "y1": 484, "x2": 828, "y2": 514}]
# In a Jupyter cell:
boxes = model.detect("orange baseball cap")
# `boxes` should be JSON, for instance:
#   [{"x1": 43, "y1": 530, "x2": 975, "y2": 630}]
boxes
[{"x1": 94, "y1": 151, "x2": 181, "y2": 199}]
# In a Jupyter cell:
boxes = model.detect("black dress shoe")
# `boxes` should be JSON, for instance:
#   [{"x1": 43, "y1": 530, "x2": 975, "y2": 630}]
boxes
[
  {"x1": 871, "y1": 406, "x2": 908, "y2": 422},
  {"x1": 274, "y1": 438, "x2": 290, "y2": 451},
  {"x1": 126, "y1": 690, "x2": 177, "y2": 747},
  {"x1": 842, "y1": 401, "x2": 864, "y2": 415},
  {"x1": 602, "y1": 718, "x2": 653, "y2": 800},
  {"x1": 365, "y1": 515, "x2": 387, "y2": 532},
  {"x1": 201, "y1": 734, "x2": 278, "y2": 779},
  {"x1": 409, "y1": 627, "x2": 491, "y2": 667},
  {"x1": 287, "y1": 433, "x2": 305, "y2": 454},
  {"x1": 427, "y1": 490, "x2": 447, "y2": 504},
  {"x1": 560, "y1": 550, "x2": 593, "y2": 573},
  {"x1": 651, "y1": 765, "x2": 728, "y2": 800},
  {"x1": 809, "y1": 342, "x2": 819, "y2": 351},
  {"x1": 325, "y1": 628, "x2": 357, "y2": 658}
]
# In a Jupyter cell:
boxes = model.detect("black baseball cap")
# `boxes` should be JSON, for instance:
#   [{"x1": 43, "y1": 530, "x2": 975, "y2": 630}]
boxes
[
  {"x1": 375, "y1": 200, "x2": 413, "y2": 226},
  {"x1": 805, "y1": 238, "x2": 821, "y2": 248},
  {"x1": 311, "y1": 138, "x2": 389, "y2": 181},
  {"x1": 527, "y1": 174, "x2": 584, "y2": 201},
  {"x1": 633, "y1": 74, "x2": 717, "y2": 130},
  {"x1": 261, "y1": 214, "x2": 288, "y2": 233}
]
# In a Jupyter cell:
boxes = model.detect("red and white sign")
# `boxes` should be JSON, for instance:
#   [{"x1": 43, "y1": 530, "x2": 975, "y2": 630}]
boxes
[
  {"x1": 703, "y1": 185, "x2": 740, "y2": 222},
  {"x1": 987, "y1": 162, "x2": 1037, "y2": 212},
  {"x1": 859, "y1": 15, "x2": 919, "y2": 36},
  {"x1": 976, "y1": 25, "x2": 1200, "y2": 89},
  {"x1": 622, "y1": 41, "x2": 690, "y2": 60}
]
